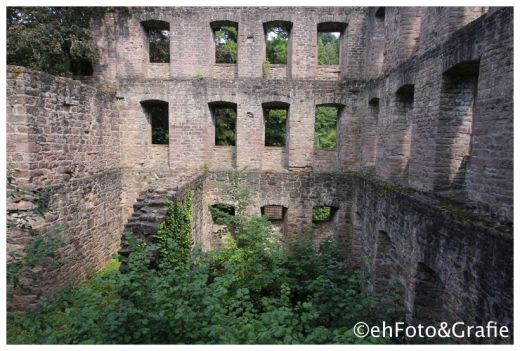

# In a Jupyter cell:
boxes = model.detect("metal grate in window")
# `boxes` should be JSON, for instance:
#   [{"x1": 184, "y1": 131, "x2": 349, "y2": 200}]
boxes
[{"x1": 263, "y1": 205, "x2": 284, "y2": 220}]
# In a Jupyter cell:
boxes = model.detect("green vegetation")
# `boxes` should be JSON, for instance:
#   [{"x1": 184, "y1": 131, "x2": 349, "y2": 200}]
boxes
[
  {"x1": 7, "y1": 7, "x2": 108, "y2": 76},
  {"x1": 215, "y1": 25, "x2": 238, "y2": 64},
  {"x1": 315, "y1": 106, "x2": 338, "y2": 148},
  {"x1": 7, "y1": 168, "x2": 67, "y2": 301},
  {"x1": 156, "y1": 191, "x2": 192, "y2": 269},
  {"x1": 265, "y1": 109, "x2": 288, "y2": 146},
  {"x1": 149, "y1": 104, "x2": 169, "y2": 144},
  {"x1": 318, "y1": 32, "x2": 340, "y2": 65},
  {"x1": 148, "y1": 28, "x2": 170, "y2": 63},
  {"x1": 7, "y1": 170, "x2": 402, "y2": 344},
  {"x1": 210, "y1": 203, "x2": 236, "y2": 225},
  {"x1": 262, "y1": 59, "x2": 272, "y2": 79},
  {"x1": 266, "y1": 25, "x2": 289, "y2": 64},
  {"x1": 214, "y1": 107, "x2": 237, "y2": 146},
  {"x1": 312, "y1": 206, "x2": 332, "y2": 222}
]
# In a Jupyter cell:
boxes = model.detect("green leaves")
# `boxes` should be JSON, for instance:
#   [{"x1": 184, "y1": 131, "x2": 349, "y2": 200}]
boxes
[
  {"x1": 215, "y1": 26, "x2": 238, "y2": 64},
  {"x1": 318, "y1": 32, "x2": 340, "y2": 65},
  {"x1": 8, "y1": 181, "x2": 401, "y2": 344},
  {"x1": 156, "y1": 191, "x2": 193, "y2": 271},
  {"x1": 315, "y1": 106, "x2": 338, "y2": 149},
  {"x1": 7, "y1": 7, "x2": 105, "y2": 76}
]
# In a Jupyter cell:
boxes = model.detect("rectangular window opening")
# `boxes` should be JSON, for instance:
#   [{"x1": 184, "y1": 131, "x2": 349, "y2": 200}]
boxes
[
  {"x1": 210, "y1": 204, "x2": 235, "y2": 225},
  {"x1": 261, "y1": 205, "x2": 286, "y2": 221},
  {"x1": 265, "y1": 24, "x2": 290, "y2": 65},
  {"x1": 312, "y1": 206, "x2": 336, "y2": 223},
  {"x1": 314, "y1": 106, "x2": 339, "y2": 149},
  {"x1": 214, "y1": 24, "x2": 238, "y2": 64},
  {"x1": 142, "y1": 101, "x2": 169, "y2": 145},
  {"x1": 142, "y1": 20, "x2": 170, "y2": 63},
  {"x1": 264, "y1": 108, "x2": 288, "y2": 146},
  {"x1": 213, "y1": 106, "x2": 237, "y2": 146},
  {"x1": 318, "y1": 32, "x2": 340, "y2": 65}
]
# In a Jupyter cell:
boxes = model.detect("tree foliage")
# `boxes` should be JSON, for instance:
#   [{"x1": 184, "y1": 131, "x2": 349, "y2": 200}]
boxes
[
  {"x1": 215, "y1": 25, "x2": 238, "y2": 64},
  {"x1": 214, "y1": 107, "x2": 236, "y2": 146},
  {"x1": 148, "y1": 29, "x2": 170, "y2": 63},
  {"x1": 6, "y1": 7, "x2": 107, "y2": 76},
  {"x1": 315, "y1": 106, "x2": 338, "y2": 148},
  {"x1": 318, "y1": 32, "x2": 340, "y2": 65},
  {"x1": 7, "y1": 171, "x2": 403, "y2": 344},
  {"x1": 266, "y1": 25, "x2": 289, "y2": 64},
  {"x1": 265, "y1": 109, "x2": 288, "y2": 146},
  {"x1": 156, "y1": 191, "x2": 192, "y2": 270}
]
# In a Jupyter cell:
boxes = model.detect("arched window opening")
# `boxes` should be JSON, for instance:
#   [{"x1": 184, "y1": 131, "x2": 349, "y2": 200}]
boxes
[
  {"x1": 209, "y1": 102, "x2": 237, "y2": 146},
  {"x1": 315, "y1": 104, "x2": 342, "y2": 149},
  {"x1": 141, "y1": 20, "x2": 170, "y2": 63},
  {"x1": 264, "y1": 21, "x2": 292, "y2": 65},
  {"x1": 434, "y1": 60, "x2": 479, "y2": 191},
  {"x1": 375, "y1": 7, "x2": 386, "y2": 19},
  {"x1": 317, "y1": 22, "x2": 346, "y2": 65},
  {"x1": 263, "y1": 102, "x2": 289, "y2": 147},
  {"x1": 412, "y1": 263, "x2": 445, "y2": 325},
  {"x1": 141, "y1": 100, "x2": 169, "y2": 145},
  {"x1": 211, "y1": 21, "x2": 238, "y2": 64}
]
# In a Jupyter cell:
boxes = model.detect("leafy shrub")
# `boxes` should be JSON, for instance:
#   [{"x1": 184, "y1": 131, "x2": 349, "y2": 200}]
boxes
[{"x1": 7, "y1": 180, "x2": 402, "y2": 344}]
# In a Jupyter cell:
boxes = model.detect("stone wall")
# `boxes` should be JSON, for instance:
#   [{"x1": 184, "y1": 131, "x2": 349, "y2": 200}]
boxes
[
  {"x1": 349, "y1": 174, "x2": 512, "y2": 342},
  {"x1": 6, "y1": 6, "x2": 513, "y2": 334},
  {"x1": 6, "y1": 67, "x2": 122, "y2": 308}
]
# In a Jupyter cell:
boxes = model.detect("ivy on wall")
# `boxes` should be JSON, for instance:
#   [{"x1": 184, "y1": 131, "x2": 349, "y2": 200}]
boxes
[{"x1": 156, "y1": 190, "x2": 193, "y2": 270}]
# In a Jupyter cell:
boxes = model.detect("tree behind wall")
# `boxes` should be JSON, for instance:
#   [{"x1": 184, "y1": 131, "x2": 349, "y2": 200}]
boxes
[{"x1": 7, "y1": 7, "x2": 106, "y2": 76}]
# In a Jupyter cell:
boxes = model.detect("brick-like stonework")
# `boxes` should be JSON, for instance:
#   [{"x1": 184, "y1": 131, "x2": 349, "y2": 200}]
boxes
[{"x1": 6, "y1": 6, "x2": 513, "y2": 341}]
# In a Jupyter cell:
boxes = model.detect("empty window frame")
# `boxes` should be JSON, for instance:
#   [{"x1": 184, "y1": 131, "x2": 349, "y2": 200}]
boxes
[
  {"x1": 263, "y1": 102, "x2": 289, "y2": 146},
  {"x1": 312, "y1": 206, "x2": 337, "y2": 223},
  {"x1": 317, "y1": 22, "x2": 346, "y2": 65},
  {"x1": 209, "y1": 203, "x2": 235, "y2": 224},
  {"x1": 210, "y1": 102, "x2": 237, "y2": 146},
  {"x1": 261, "y1": 205, "x2": 286, "y2": 221},
  {"x1": 264, "y1": 21, "x2": 292, "y2": 65},
  {"x1": 412, "y1": 262, "x2": 445, "y2": 325},
  {"x1": 141, "y1": 100, "x2": 169, "y2": 144},
  {"x1": 434, "y1": 60, "x2": 479, "y2": 190},
  {"x1": 212, "y1": 21, "x2": 238, "y2": 64},
  {"x1": 375, "y1": 7, "x2": 386, "y2": 19},
  {"x1": 141, "y1": 20, "x2": 170, "y2": 63},
  {"x1": 314, "y1": 105, "x2": 340, "y2": 149}
]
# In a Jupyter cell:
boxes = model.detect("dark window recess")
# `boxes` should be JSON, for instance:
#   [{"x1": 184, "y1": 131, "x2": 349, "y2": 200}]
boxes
[
  {"x1": 315, "y1": 105, "x2": 339, "y2": 149},
  {"x1": 312, "y1": 206, "x2": 336, "y2": 223},
  {"x1": 213, "y1": 23, "x2": 238, "y2": 64},
  {"x1": 142, "y1": 101, "x2": 169, "y2": 145},
  {"x1": 262, "y1": 205, "x2": 285, "y2": 221},
  {"x1": 264, "y1": 108, "x2": 288, "y2": 146},
  {"x1": 214, "y1": 106, "x2": 237, "y2": 146},
  {"x1": 210, "y1": 204, "x2": 235, "y2": 225},
  {"x1": 142, "y1": 20, "x2": 170, "y2": 63}
]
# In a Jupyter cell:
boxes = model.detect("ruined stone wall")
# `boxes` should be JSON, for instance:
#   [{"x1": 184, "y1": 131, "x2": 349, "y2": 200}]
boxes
[
  {"x1": 349, "y1": 174, "x2": 512, "y2": 342},
  {"x1": 114, "y1": 79, "x2": 356, "y2": 173},
  {"x1": 356, "y1": 8, "x2": 513, "y2": 223},
  {"x1": 202, "y1": 172, "x2": 351, "y2": 246},
  {"x1": 6, "y1": 7, "x2": 513, "y2": 326},
  {"x1": 93, "y1": 7, "x2": 367, "y2": 82},
  {"x1": 198, "y1": 171, "x2": 512, "y2": 340},
  {"x1": 6, "y1": 67, "x2": 122, "y2": 308}
]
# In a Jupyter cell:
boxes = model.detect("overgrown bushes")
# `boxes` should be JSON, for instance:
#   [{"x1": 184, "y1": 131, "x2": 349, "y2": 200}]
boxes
[{"x1": 7, "y1": 172, "x2": 403, "y2": 344}]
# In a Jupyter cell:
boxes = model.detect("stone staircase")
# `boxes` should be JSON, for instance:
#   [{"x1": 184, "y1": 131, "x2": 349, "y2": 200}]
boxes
[{"x1": 119, "y1": 171, "x2": 202, "y2": 271}]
